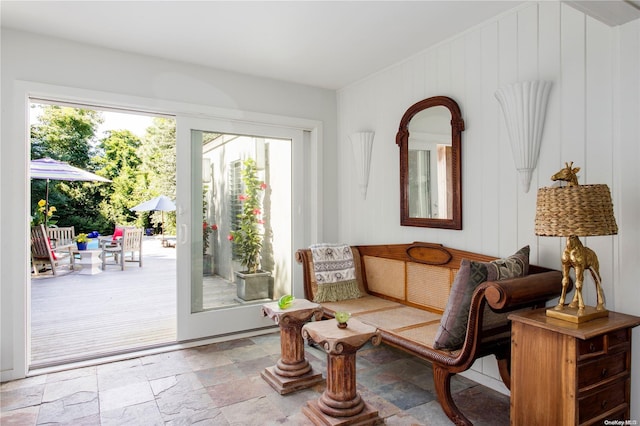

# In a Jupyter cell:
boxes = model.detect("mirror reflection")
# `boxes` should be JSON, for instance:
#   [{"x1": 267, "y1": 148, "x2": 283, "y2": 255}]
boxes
[
  {"x1": 408, "y1": 106, "x2": 452, "y2": 219},
  {"x1": 397, "y1": 96, "x2": 463, "y2": 230}
]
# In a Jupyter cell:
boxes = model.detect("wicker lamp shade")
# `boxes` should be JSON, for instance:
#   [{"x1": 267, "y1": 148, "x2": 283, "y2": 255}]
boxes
[{"x1": 535, "y1": 184, "x2": 618, "y2": 237}]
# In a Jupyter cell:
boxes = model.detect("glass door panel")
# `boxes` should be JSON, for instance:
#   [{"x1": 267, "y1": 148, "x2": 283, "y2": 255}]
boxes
[{"x1": 176, "y1": 116, "x2": 302, "y2": 340}]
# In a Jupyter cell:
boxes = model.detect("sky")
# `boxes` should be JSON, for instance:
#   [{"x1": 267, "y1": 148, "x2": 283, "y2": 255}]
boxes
[
  {"x1": 30, "y1": 103, "x2": 156, "y2": 139},
  {"x1": 98, "y1": 110, "x2": 155, "y2": 138}
]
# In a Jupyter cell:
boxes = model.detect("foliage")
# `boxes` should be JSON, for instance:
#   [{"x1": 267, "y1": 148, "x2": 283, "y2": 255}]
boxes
[
  {"x1": 30, "y1": 104, "x2": 109, "y2": 232},
  {"x1": 31, "y1": 199, "x2": 57, "y2": 227},
  {"x1": 75, "y1": 233, "x2": 89, "y2": 243},
  {"x1": 95, "y1": 129, "x2": 142, "y2": 226},
  {"x1": 30, "y1": 105, "x2": 177, "y2": 236},
  {"x1": 136, "y1": 118, "x2": 177, "y2": 233},
  {"x1": 228, "y1": 158, "x2": 267, "y2": 274},
  {"x1": 30, "y1": 105, "x2": 103, "y2": 168},
  {"x1": 203, "y1": 221, "x2": 217, "y2": 255}
]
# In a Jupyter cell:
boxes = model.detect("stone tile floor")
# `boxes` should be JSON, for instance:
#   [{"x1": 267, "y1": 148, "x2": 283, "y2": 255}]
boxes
[{"x1": 1, "y1": 332, "x2": 510, "y2": 425}]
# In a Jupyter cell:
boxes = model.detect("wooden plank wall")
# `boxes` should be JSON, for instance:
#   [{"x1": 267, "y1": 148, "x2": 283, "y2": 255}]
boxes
[{"x1": 337, "y1": 2, "x2": 640, "y2": 405}]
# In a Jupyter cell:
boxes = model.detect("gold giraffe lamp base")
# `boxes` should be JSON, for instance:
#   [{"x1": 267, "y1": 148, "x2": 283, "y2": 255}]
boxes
[
  {"x1": 547, "y1": 235, "x2": 610, "y2": 324},
  {"x1": 546, "y1": 305, "x2": 609, "y2": 324}
]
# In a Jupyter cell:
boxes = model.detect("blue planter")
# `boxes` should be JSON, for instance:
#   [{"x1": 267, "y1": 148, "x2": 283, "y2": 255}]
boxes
[{"x1": 76, "y1": 242, "x2": 88, "y2": 251}]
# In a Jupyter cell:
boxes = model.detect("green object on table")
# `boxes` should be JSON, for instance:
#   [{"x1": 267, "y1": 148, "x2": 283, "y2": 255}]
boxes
[
  {"x1": 278, "y1": 294, "x2": 295, "y2": 309},
  {"x1": 335, "y1": 311, "x2": 351, "y2": 324}
]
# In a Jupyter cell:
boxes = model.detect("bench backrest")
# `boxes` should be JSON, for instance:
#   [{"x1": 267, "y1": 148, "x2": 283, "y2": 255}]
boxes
[{"x1": 298, "y1": 242, "x2": 496, "y2": 314}]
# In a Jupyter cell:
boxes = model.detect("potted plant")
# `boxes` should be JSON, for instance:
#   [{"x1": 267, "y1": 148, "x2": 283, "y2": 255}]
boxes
[
  {"x1": 228, "y1": 157, "x2": 271, "y2": 300},
  {"x1": 75, "y1": 233, "x2": 90, "y2": 251}
]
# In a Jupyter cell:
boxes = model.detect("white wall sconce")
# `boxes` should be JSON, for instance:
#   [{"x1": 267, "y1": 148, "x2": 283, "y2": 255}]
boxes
[
  {"x1": 349, "y1": 131, "x2": 375, "y2": 199},
  {"x1": 495, "y1": 80, "x2": 552, "y2": 193}
]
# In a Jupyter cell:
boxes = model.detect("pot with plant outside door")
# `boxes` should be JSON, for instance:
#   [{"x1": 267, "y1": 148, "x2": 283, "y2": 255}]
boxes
[
  {"x1": 236, "y1": 270, "x2": 272, "y2": 301},
  {"x1": 228, "y1": 157, "x2": 272, "y2": 301}
]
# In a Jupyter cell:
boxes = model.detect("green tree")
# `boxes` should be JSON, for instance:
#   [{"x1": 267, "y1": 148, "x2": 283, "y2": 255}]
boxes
[
  {"x1": 30, "y1": 105, "x2": 103, "y2": 167},
  {"x1": 30, "y1": 105, "x2": 106, "y2": 231},
  {"x1": 96, "y1": 129, "x2": 143, "y2": 226},
  {"x1": 136, "y1": 118, "x2": 177, "y2": 233}
]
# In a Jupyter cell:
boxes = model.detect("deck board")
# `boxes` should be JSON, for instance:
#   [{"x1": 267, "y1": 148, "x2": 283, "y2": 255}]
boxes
[{"x1": 30, "y1": 238, "x2": 240, "y2": 368}]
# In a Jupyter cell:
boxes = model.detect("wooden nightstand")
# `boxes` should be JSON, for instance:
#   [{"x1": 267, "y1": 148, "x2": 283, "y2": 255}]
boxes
[{"x1": 509, "y1": 309, "x2": 640, "y2": 425}]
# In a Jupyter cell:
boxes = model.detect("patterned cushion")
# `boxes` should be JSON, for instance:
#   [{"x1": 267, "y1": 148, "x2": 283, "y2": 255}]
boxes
[{"x1": 433, "y1": 246, "x2": 530, "y2": 350}]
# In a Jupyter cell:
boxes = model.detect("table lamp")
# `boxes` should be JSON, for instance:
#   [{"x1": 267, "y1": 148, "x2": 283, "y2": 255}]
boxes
[{"x1": 534, "y1": 162, "x2": 618, "y2": 323}]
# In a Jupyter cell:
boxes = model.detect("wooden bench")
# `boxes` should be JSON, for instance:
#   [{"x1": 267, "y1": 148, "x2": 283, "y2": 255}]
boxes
[{"x1": 296, "y1": 242, "x2": 564, "y2": 425}]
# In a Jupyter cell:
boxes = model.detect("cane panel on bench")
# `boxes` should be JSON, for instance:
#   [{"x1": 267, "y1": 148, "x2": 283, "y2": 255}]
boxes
[
  {"x1": 362, "y1": 256, "x2": 405, "y2": 299},
  {"x1": 392, "y1": 323, "x2": 443, "y2": 349},
  {"x1": 356, "y1": 305, "x2": 441, "y2": 331},
  {"x1": 321, "y1": 295, "x2": 401, "y2": 315},
  {"x1": 407, "y1": 263, "x2": 452, "y2": 312}
]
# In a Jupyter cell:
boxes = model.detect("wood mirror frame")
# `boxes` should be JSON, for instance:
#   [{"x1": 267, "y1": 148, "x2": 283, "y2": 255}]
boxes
[{"x1": 396, "y1": 96, "x2": 464, "y2": 229}]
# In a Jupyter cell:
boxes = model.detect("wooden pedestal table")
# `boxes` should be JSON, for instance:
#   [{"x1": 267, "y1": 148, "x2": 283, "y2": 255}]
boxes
[
  {"x1": 302, "y1": 318, "x2": 382, "y2": 426},
  {"x1": 73, "y1": 249, "x2": 103, "y2": 275},
  {"x1": 261, "y1": 298, "x2": 324, "y2": 394}
]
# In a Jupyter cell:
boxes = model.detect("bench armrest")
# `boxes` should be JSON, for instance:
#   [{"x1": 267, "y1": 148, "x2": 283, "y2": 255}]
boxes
[
  {"x1": 481, "y1": 271, "x2": 565, "y2": 311},
  {"x1": 444, "y1": 270, "x2": 565, "y2": 370}
]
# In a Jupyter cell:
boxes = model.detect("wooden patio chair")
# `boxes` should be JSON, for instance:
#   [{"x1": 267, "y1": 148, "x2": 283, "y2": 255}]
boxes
[
  {"x1": 102, "y1": 227, "x2": 143, "y2": 270},
  {"x1": 31, "y1": 224, "x2": 74, "y2": 276},
  {"x1": 46, "y1": 226, "x2": 76, "y2": 252}
]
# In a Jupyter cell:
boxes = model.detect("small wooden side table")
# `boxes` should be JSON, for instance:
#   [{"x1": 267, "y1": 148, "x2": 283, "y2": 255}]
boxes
[
  {"x1": 510, "y1": 308, "x2": 640, "y2": 425},
  {"x1": 261, "y1": 298, "x2": 324, "y2": 394},
  {"x1": 302, "y1": 318, "x2": 382, "y2": 426}
]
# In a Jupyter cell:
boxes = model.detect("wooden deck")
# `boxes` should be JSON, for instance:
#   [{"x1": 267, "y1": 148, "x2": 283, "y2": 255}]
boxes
[{"x1": 30, "y1": 238, "x2": 241, "y2": 368}]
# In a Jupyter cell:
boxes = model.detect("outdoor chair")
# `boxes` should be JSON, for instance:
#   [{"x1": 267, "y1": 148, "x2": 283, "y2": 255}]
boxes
[
  {"x1": 31, "y1": 224, "x2": 75, "y2": 276},
  {"x1": 46, "y1": 226, "x2": 76, "y2": 252},
  {"x1": 102, "y1": 227, "x2": 143, "y2": 270}
]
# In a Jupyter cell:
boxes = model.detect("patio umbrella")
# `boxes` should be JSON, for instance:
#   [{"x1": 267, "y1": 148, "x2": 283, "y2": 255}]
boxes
[
  {"x1": 30, "y1": 157, "x2": 112, "y2": 227},
  {"x1": 130, "y1": 195, "x2": 176, "y2": 240}
]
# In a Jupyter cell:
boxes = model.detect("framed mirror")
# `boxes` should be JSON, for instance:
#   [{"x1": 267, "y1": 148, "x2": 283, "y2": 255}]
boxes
[{"x1": 396, "y1": 96, "x2": 464, "y2": 229}]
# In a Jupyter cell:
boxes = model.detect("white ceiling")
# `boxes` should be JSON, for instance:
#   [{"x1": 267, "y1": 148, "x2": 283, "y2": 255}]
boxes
[
  {"x1": 5, "y1": 1, "x2": 638, "y2": 90},
  {"x1": 1, "y1": 1, "x2": 526, "y2": 90}
]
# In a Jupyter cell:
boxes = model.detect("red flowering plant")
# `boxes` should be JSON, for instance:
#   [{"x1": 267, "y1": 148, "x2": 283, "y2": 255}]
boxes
[
  {"x1": 228, "y1": 157, "x2": 267, "y2": 274},
  {"x1": 202, "y1": 221, "x2": 217, "y2": 255}
]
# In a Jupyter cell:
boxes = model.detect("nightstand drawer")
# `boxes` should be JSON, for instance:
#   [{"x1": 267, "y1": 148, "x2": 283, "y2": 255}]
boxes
[
  {"x1": 607, "y1": 328, "x2": 630, "y2": 350},
  {"x1": 579, "y1": 381, "x2": 627, "y2": 424},
  {"x1": 579, "y1": 335, "x2": 604, "y2": 357},
  {"x1": 578, "y1": 351, "x2": 627, "y2": 389},
  {"x1": 578, "y1": 329, "x2": 630, "y2": 359}
]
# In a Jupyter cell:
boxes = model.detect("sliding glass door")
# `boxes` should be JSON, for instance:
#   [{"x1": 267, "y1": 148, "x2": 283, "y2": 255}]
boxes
[{"x1": 176, "y1": 117, "x2": 304, "y2": 340}]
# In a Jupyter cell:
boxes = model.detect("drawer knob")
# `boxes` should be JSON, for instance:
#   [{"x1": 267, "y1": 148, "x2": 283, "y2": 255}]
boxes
[
  {"x1": 590, "y1": 343, "x2": 596, "y2": 352},
  {"x1": 601, "y1": 368, "x2": 608, "y2": 378},
  {"x1": 601, "y1": 400, "x2": 608, "y2": 409}
]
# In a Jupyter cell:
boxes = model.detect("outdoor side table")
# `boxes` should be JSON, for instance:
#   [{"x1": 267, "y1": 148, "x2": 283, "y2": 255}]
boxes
[
  {"x1": 73, "y1": 249, "x2": 102, "y2": 275},
  {"x1": 261, "y1": 298, "x2": 324, "y2": 394},
  {"x1": 302, "y1": 318, "x2": 382, "y2": 426}
]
